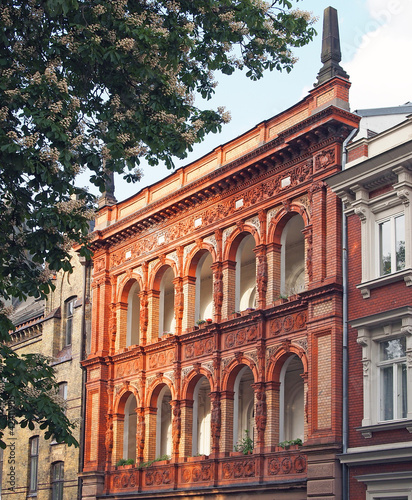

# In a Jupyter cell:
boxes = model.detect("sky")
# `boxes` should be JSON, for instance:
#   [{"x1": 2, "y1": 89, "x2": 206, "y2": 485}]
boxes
[{"x1": 82, "y1": 0, "x2": 412, "y2": 202}]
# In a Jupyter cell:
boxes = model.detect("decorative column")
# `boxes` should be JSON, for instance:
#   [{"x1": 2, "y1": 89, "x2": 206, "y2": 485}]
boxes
[
  {"x1": 105, "y1": 415, "x2": 114, "y2": 469},
  {"x1": 173, "y1": 277, "x2": 184, "y2": 335},
  {"x1": 253, "y1": 383, "x2": 267, "y2": 451},
  {"x1": 254, "y1": 245, "x2": 268, "y2": 309},
  {"x1": 211, "y1": 263, "x2": 223, "y2": 323},
  {"x1": 109, "y1": 276, "x2": 117, "y2": 354},
  {"x1": 210, "y1": 392, "x2": 221, "y2": 456},
  {"x1": 136, "y1": 407, "x2": 145, "y2": 462},
  {"x1": 302, "y1": 225, "x2": 313, "y2": 289},
  {"x1": 171, "y1": 400, "x2": 181, "y2": 461},
  {"x1": 138, "y1": 291, "x2": 148, "y2": 345}
]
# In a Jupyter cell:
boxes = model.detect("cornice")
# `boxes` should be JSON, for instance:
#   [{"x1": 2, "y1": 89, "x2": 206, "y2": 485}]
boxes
[{"x1": 91, "y1": 107, "x2": 358, "y2": 251}]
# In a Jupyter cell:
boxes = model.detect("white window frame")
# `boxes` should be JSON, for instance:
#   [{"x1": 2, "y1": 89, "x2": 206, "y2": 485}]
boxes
[
  {"x1": 375, "y1": 212, "x2": 405, "y2": 278},
  {"x1": 356, "y1": 471, "x2": 412, "y2": 500},
  {"x1": 377, "y1": 337, "x2": 407, "y2": 422},
  {"x1": 353, "y1": 307, "x2": 412, "y2": 434},
  {"x1": 345, "y1": 166, "x2": 412, "y2": 299}
]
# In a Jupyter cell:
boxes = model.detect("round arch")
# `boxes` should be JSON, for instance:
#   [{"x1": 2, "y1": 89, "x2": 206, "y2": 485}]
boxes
[
  {"x1": 221, "y1": 356, "x2": 258, "y2": 392},
  {"x1": 184, "y1": 242, "x2": 217, "y2": 278},
  {"x1": 149, "y1": 259, "x2": 179, "y2": 291},
  {"x1": 146, "y1": 377, "x2": 177, "y2": 408},
  {"x1": 266, "y1": 343, "x2": 308, "y2": 383},
  {"x1": 181, "y1": 367, "x2": 215, "y2": 401},
  {"x1": 117, "y1": 273, "x2": 144, "y2": 304},
  {"x1": 113, "y1": 384, "x2": 141, "y2": 415},
  {"x1": 267, "y1": 203, "x2": 310, "y2": 246},
  {"x1": 223, "y1": 226, "x2": 260, "y2": 262}
]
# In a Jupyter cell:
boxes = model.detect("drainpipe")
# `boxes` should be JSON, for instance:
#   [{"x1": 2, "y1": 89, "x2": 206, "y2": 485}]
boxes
[
  {"x1": 341, "y1": 128, "x2": 357, "y2": 500},
  {"x1": 78, "y1": 257, "x2": 91, "y2": 500}
]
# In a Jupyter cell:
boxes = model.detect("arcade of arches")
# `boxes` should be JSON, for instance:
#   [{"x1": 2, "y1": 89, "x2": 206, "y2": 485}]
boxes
[{"x1": 96, "y1": 211, "x2": 312, "y2": 465}]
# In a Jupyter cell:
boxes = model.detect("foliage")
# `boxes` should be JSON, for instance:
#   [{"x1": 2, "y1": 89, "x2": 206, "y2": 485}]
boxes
[
  {"x1": 0, "y1": 346, "x2": 78, "y2": 448},
  {"x1": 196, "y1": 319, "x2": 206, "y2": 325},
  {"x1": 234, "y1": 429, "x2": 254, "y2": 454},
  {"x1": 0, "y1": 0, "x2": 315, "y2": 446},
  {"x1": 116, "y1": 458, "x2": 135, "y2": 466},
  {"x1": 278, "y1": 438, "x2": 302, "y2": 448},
  {"x1": 138, "y1": 454, "x2": 170, "y2": 468}
]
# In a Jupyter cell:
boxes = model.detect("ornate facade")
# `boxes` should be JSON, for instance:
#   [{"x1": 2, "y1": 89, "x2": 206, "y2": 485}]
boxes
[{"x1": 81, "y1": 8, "x2": 360, "y2": 500}]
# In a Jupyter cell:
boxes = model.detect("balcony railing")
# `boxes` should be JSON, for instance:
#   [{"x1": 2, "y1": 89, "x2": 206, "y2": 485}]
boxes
[{"x1": 108, "y1": 449, "x2": 307, "y2": 494}]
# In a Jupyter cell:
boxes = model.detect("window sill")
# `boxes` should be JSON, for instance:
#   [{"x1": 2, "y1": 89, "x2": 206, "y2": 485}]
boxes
[
  {"x1": 357, "y1": 268, "x2": 412, "y2": 298},
  {"x1": 356, "y1": 419, "x2": 412, "y2": 438}
]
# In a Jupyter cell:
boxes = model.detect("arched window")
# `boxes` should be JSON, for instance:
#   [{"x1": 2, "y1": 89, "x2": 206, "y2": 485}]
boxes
[
  {"x1": 279, "y1": 355, "x2": 304, "y2": 442},
  {"x1": 156, "y1": 386, "x2": 172, "y2": 457},
  {"x1": 280, "y1": 216, "x2": 305, "y2": 296},
  {"x1": 58, "y1": 382, "x2": 68, "y2": 414},
  {"x1": 64, "y1": 297, "x2": 76, "y2": 346},
  {"x1": 127, "y1": 282, "x2": 140, "y2": 346},
  {"x1": 192, "y1": 377, "x2": 211, "y2": 456},
  {"x1": 195, "y1": 252, "x2": 213, "y2": 322},
  {"x1": 235, "y1": 235, "x2": 256, "y2": 311},
  {"x1": 51, "y1": 462, "x2": 64, "y2": 500},
  {"x1": 159, "y1": 267, "x2": 175, "y2": 336},
  {"x1": 233, "y1": 366, "x2": 255, "y2": 449},
  {"x1": 123, "y1": 394, "x2": 137, "y2": 462},
  {"x1": 29, "y1": 436, "x2": 39, "y2": 494}
]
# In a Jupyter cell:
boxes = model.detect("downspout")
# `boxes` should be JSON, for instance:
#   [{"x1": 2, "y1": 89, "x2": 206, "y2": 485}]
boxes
[
  {"x1": 78, "y1": 257, "x2": 91, "y2": 500},
  {"x1": 341, "y1": 128, "x2": 357, "y2": 500}
]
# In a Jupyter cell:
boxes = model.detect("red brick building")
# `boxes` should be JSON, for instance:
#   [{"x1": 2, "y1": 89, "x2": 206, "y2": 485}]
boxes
[
  {"x1": 81, "y1": 8, "x2": 360, "y2": 500},
  {"x1": 328, "y1": 105, "x2": 412, "y2": 499}
]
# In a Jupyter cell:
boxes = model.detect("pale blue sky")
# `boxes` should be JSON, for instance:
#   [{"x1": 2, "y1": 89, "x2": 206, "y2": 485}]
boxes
[{"x1": 80, "y1": 0, "x2": 412, "y2": 201}]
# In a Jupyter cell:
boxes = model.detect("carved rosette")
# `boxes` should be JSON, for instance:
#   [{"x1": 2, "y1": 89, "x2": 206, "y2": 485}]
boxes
[{"x1": 268, "y1": 454, "x2": 306, "y2": 475}]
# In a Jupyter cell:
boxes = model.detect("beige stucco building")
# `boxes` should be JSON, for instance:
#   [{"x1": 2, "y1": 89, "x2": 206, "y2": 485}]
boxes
[{"x1": 0, "y1": 252, "x2": 92, "y2": 499}]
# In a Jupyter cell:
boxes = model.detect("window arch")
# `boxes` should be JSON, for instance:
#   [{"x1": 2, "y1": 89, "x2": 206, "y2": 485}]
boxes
[
  {"x1": 233, "y1": 366, "x2": 255, "y2": 449},
  {"x1": 279, "y1": 355, "x2": 304, "y2": 442},
  {"x1": 195, "y1": 252, "x2": 213, "y2": 322},
  {"x1": 51, "y1": 462, "x2": 64, "y2": 500},
  {"x1": 127, "y1": 281, "x2": 140, "y2": 346},
  {"x1": 156, "y1": 385, "x2": 172, "y2": 457},
  {"x1": 159, "y1": 266, "x2": 175, "y2": 336},
  {"x1": 123, "y1": 394, "x2": 137, "y2": 462},
  {"x1": 192, "y1": 376, "x2": 211, "y2": 456},
  {"x1": 64, "y1": 296, "x2": 76, "y2": 346},
  {"x1": 29, "y1": 436, "x2": 39, "y2": 494},
  {"x1": 280, "y1": 215, "x2": 305, "y2": 297},
  {"x1": 235, "y1": 234, "x2": 256, "y2": 312}
]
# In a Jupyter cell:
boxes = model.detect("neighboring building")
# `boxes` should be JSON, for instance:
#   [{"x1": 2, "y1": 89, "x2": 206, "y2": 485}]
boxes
[
  {"x1": 1, "y1": 252, "x2": 92, "y2": 499},
  {"x1": 81, "y1": 8, "x2": 360, "y2": 500},
  {"x1": 328, "y1": 105, "x2": 412, "y2": 499}
]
